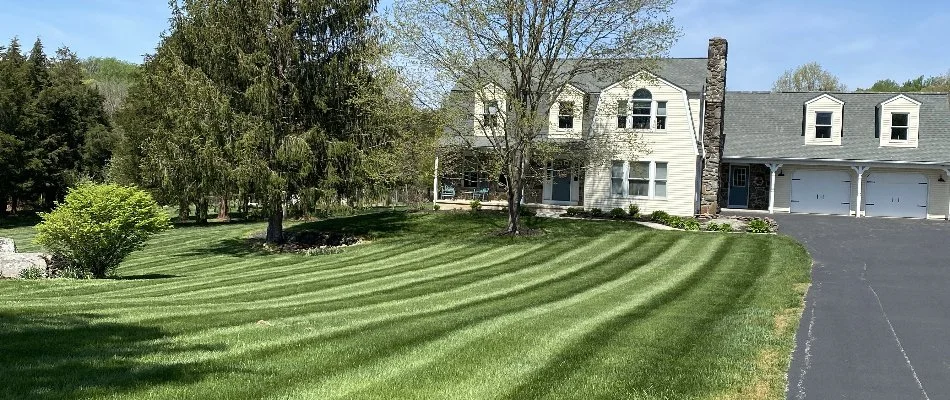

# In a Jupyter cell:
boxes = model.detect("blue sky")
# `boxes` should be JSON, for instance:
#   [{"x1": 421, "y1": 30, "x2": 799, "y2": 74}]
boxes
[{"x1": 1, "y1": 0, "x2": 948, "y2": 90}]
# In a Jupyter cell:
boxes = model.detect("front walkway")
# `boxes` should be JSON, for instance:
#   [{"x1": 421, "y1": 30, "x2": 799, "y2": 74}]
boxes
[{"x1": 775, "y1": 214, "x2": 950, "y2": 400}]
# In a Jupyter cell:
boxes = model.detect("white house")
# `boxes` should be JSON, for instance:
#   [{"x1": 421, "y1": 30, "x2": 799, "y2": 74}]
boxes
[{"x1": 436, "y1": 38, "x2": 950, "y2": 220}]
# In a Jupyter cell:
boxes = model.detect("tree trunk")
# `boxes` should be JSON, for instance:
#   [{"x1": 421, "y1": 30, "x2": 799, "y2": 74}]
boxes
[
  {"x1": 178, "y1": 201, "x2": 190, "y2": 223},
  {"x1": 0, "y1": 191, "x2": 7, "y2": 218},
  {"x1": 266, "y1": 201, "x2": 283, "y2": 244},
  {"x1": 506, "y1": 149, "x2": 527, "y2": 234},
  {"x1": 195, "y1": 198, "x2": 209, "y2": 225},
  {"x1": 217, "y1": 195, "x2": 230, "y2": 221}
]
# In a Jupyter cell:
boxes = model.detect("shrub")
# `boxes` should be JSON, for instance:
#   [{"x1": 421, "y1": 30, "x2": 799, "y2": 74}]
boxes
[
  {"x1": 628, "y1": 204, "x2": 640, "y2": 218},
  {"x1": 469, "y1": 200, "x2": 482, "y2": 212},
  {"x1": 588, "y1": 208, "x2": 605, "y2": 218},
  {"x1": 609, "y1": 208, "x2": 627, "y2": 219},
  {"x1": 18, "y1": 266, "x2": 45, "y2": 280},
  {"x1": 650, "y1": 210, "x2": 670, "y2": 223},
  {"x1": 563, "y1": 207, "x2": 585, "y2": 217},
  {"x1": 35, "y1": 183, "x2": 172, "y2": 279},
  {"x1": 681, "y1": 218, "x2": 701, "y2": 231},
  {"x1": 703, "y1": 222, "x2": 734, "y2": 232},
  {"x1": 518, "y1": 205, "x2": 536, "y2": 217},
  {"x1": 432, "y1": 203, "x2": 440, "y2": 211},
  {"x1": 746, "y1": 218, "x2": 774, "y2": 233}
]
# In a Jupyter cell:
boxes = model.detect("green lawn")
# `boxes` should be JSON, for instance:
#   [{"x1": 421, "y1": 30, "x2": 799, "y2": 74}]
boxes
[{"x1": 0, "y1": 211, "x2": 810, "y2": 400}]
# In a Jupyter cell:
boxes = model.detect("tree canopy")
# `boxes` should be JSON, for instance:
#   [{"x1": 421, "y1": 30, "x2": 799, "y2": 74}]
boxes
[
  {"x1": 115, "y1": 0, "x2": 400, "y2": 241},
  {"x1": 0, "y1": 37, "x2": 111, "y2": 214},
  {"x1": 858, "y1": 73, "x2": 950, "y2": 92},
  {"x1": 772, "y1": 62, "x2": 846, "y2": 92}
]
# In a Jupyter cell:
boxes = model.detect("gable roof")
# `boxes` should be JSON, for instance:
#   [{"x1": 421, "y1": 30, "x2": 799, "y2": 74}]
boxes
[
  {"x1": 454, "y1": 58, "x2": 709, "y2": 95},
  {"x1": 722, "y1": 92, "x2": 950, "y2": 164}
]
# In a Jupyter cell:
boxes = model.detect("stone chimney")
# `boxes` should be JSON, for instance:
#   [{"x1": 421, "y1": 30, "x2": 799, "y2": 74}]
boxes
[{"x1": 700, "y1": 37, "x2": 728, "y2": 215}]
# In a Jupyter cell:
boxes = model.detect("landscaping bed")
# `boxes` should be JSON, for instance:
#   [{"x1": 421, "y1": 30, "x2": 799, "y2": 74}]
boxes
[{"x1": 562, "y1": 206, "x2": 779, "y2": 233}]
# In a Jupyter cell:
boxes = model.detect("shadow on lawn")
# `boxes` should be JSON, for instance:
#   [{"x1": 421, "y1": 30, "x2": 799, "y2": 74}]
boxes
[
  {"x1": 116, "y1": 273, "x2": 181, "y2": 280},
  {"x1": 0, "y1": 313, "x2": 222, "y2": 399}
]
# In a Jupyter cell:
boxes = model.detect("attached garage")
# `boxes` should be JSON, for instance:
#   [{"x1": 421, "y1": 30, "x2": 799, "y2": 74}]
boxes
[
  {"x1": 865, "y1": 173, "x2": 928, "y2": 218},
  {"x1": 790, "y1": 170, "x2": 852, "y2": 215}
]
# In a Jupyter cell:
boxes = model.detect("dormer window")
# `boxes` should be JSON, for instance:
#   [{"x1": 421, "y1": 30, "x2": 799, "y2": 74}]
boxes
[
  {"x1": 815, "y1": 112, "x2": 832, "y2": 139},
  {"x1": 558, "y1": 101, "x2": 574, "y2": 129},
  {"x1": 482, "y1": 100, "x2": 499, "y2": 127},
  {"x1": 891, "y1": 113, "x2": 908, "y2": 140},
  {"x1": 631, "y1": 89, "x2": 652, "y2": 129}
]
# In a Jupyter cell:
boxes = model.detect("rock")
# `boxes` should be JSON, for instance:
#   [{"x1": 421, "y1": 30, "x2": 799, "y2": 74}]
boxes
[
  {"x1": 0, "y1": 253, "x2": 49, "y2": 278},
  {"x1": 0, "y1": 238, "x2": 15, "y2": 253}
]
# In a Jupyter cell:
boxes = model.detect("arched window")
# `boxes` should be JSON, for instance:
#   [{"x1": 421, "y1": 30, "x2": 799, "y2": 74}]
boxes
[{"x1": 631, "y1": 89, "x2": 652, "y2": 129}]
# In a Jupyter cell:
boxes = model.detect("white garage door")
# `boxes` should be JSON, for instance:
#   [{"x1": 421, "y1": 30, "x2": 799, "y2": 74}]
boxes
[
  {"x1": 865, "y1": 173, "x2": 928, "y2": 218},
  {"x1": 790, "y1": 170, "x2": 852, "y2": 215}
]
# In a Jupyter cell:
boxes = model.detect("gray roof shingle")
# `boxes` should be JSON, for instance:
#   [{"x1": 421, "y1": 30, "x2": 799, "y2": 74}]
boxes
[
  {"x1": 722, "y1": 92, "x2": 950, "y2": 164},
  {"x1": 454, "y1": 58, "x2": 709, "y2": 94}
]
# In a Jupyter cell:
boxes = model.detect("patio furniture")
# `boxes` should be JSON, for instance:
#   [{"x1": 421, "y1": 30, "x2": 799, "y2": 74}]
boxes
[
  {"x1": 440, "y1": 185, "x2": 456, "y2": 200},
  {"x1": 473, "y1": 187, "x2": 490, "y2": 201}
]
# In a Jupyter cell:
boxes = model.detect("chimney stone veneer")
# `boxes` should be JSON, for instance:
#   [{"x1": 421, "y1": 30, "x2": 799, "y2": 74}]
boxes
[{"x1": 700, "y1": 37, "x2": 728, "y2": 215}]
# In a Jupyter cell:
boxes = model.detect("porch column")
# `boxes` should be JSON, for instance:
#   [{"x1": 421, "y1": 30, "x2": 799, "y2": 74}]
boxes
[
  {"x1": 851, "y1": 165, "x2": 870, "y2": 218},
  {"x1": 432, "y1": 156, "x2": 439, "y2": 204},
  {"x1": 766, "y1": 163, "x2": 782, "y2": 214}
]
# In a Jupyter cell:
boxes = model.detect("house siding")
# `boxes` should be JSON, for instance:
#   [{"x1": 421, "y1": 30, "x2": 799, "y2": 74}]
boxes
[{"x1": 583, "y1": 75, "x2": 699, "y2": 216}]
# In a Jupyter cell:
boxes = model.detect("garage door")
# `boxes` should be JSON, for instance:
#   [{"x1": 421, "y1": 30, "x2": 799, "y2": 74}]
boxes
[
  {"x1": 865, "y1": 173, "x2": 928, "y2": 218},
  {"x1": 790, "y1": 170, "x2": 852, "y2": 215}
]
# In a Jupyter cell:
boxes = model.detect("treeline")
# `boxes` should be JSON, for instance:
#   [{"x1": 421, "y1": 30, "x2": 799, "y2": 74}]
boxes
[
  {"x1": 2, "y1": 0, "x2": 441, "y2": 243},
  {"x1": 0, "y1": 38, "x2": 114, "y2": 215},
  {"x1": 859, "y1": 73, "x2": 950, "y2": 92}
]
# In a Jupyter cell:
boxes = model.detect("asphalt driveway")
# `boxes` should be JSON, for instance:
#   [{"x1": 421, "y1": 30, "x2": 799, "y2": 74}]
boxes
[{"x1": 774, "y1": 214, "x2": 950, "y2": 400}]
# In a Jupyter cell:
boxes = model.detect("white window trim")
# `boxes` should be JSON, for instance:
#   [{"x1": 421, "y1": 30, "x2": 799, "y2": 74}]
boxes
[
  {"x1": 890, "y1": 112, "x2": 909, "y2": 141},
  {"x1": 557, "y1": 101, "x2": 575, "y2": 131},
  {"x1": 609, "y1": 160, "x2": 668, "y2": 200},
  {"x1": 815, "y1": 111, "x2": 833, "y2": 140}
]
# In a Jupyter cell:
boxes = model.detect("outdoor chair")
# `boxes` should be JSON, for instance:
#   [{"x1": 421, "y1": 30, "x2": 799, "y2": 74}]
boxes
[
  {"x1": 473, "y1": 187, "x2": 490, "y2": 201},
  {"x1": 440, "y1": 185, "x2": 456, "y2": 200}
]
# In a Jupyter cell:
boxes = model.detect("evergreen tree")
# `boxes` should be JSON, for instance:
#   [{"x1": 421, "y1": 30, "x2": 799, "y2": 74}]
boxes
[{"x1": 118, "y1": 0, "x2": 382, "y2": 241}]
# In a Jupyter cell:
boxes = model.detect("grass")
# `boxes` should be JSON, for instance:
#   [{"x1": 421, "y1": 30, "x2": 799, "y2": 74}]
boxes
[{"x1": 0, "y1": 211, "x2": 810, "y2": 400}]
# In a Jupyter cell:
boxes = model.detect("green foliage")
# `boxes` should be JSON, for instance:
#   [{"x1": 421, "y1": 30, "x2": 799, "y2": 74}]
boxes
[
  {"x1": 432, "y1": 203, "x2": 440, "y2": 211},
  {"x1": 609, "y1": 207, "x2": 627, "y2": 219},
  {"x1": 587, "y1": 208, "x2": 604, "y2": 218},
  {"x1": 17, "y1": 266, "x2": 45, "y2": 280},
  {"x1": 628, "y1": 204, "x2": 640, "y2": 218},
  {"x1": 650, "y1": 210, "x2": 670, "y2": 223},
  {"x1": 0, "y1": 37, "x2": 112, "y2": 212},
  {"x1": 858, "y1": 73, "x2": 950, "y2": 93},
  {"x1": 745, "y1": 218, "x2": 774, "y2": 234},
  {"x1": 517, "y1": 205, "x2": 536, "y2": 218},
  {"x1": 563, "y1": 207, "x2": 585, "y2": 217},
  {"x1": 34, "y1": 183, "x2": 172, "y2": 278},
  {"x1": 773, "y1": 62, "x2": 846, "y2": 92},
  {"x1": 81, "y1": 57, "x2": 140, "y2": 117},
  {"x1": 469, "y1": 200, "x2": 482, "y2": 212},
  {"x1": 703, "y1": 222, "x2": 734, "y2": 233}
]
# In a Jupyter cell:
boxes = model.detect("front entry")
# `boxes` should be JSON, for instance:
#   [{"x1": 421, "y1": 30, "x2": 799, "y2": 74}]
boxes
[
  {"x1": 728, "y1": 165, "x2": 749, "y2": 208},
  {"x1": 552, "y1": 174, "x2": 572, "y2": 202}
]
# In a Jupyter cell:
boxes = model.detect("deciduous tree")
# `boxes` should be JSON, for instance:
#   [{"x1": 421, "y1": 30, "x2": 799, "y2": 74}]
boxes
[{"x1": 772, "y1": 62, "x2": 846, "y2": 92}]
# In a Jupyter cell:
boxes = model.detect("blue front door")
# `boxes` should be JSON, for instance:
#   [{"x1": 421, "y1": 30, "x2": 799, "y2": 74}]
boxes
[
  {"x1": 552, "y1": 174, "x2": 572, "y2": 201},
  {"x1": 728, "y1": 166, "x2": 749, "y2": 208}
]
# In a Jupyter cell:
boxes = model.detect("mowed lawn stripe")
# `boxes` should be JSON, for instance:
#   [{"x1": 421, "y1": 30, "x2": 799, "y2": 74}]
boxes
[
  {"x1": 0, "y1": 212, "x2": 810, "y2": 400},
  {"x1": 271, "y1": 236, "x2": 710, "y2": 399}
]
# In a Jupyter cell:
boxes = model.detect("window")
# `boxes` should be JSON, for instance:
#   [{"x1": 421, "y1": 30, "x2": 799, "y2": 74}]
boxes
[
  {"x1": 631, "y1": 89, "x2": 652, "y2": 129},
  {"x1": 815, "y1": 112, "x2": 832, "y2": 139},
  {"x1": 628, "y1": 161, "x2": 650, "y2": 197},
  {"x1": 654, "y1": 162, "x2": 668, "y2": 197},
  {"x1": 463, "y1": 170, "x2": 479, "y2": 188},
  {"x1": 891, "y1": 113, "x2": 908, "y2": 140},
  {"x1": 617, "y1": 100, "x2": 628, "y2": 128},
  {"x1": 558, "y1": 101, "x2": 574, "y2": 129},
  {"x1": 655, "y1": 101, "x2": 667, "y2": 130},
  {"x1": 610, "y1": 161, "x2": 624, "y2": 195},
  {"x1": 732, "y1": 166, "x2": 747, "y2": 187},
  {"x1": 482, "y1": 100, "x2": 499, "y2": 127}
]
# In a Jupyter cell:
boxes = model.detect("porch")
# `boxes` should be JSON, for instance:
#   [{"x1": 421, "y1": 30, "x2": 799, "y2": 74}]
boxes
[{"x1": 432, "y1": 156, "x2": 585, "y2": 208}]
